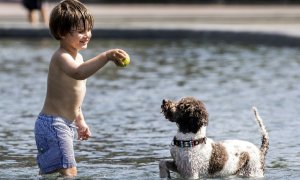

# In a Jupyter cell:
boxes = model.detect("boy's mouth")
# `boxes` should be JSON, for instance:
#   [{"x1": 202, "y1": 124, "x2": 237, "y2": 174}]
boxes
[{"x1": 80, "y1": 40, "x2": 89, "y2": 45}]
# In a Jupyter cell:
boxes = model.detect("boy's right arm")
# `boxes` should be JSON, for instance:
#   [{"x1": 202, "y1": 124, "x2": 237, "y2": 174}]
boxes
[{"x1": 57, "y1": 49, "x2": 128, "y2": 80}]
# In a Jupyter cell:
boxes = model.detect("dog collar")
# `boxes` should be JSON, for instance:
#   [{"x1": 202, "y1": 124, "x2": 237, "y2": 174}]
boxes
[{"x1": 172, "y1": 136, "x2": 206, "y2": 148}]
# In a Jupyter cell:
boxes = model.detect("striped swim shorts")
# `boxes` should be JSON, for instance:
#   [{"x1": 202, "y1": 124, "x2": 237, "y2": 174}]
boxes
[{"x1": 34, "y1": 113, "x2": 77, "y2": 174}]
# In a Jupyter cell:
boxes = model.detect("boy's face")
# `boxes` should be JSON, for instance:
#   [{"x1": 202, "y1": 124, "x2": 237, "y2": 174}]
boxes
[{"x1": 62, "y1": 22, "x2": 92, "y2": 51}]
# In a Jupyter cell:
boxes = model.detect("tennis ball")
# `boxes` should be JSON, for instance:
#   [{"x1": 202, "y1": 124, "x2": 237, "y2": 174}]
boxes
[{"x1": 119, "y1": 55, "x2": 130, "y2": 67}]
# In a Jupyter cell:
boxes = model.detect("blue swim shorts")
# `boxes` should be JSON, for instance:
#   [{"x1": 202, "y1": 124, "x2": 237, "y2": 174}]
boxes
[{"x1": 34, "y1": 113, "x2": 77, "y2": 174}]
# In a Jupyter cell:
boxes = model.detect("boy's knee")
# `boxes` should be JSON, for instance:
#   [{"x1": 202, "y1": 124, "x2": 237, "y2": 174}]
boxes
[{"x1": 59, "y1": 167, "x2": 77, "y2": 177}]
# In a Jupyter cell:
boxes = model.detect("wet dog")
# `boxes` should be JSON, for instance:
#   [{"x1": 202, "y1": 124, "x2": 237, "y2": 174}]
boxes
[{"x1": 159, "y1": 97, "x2": 269, "y2": 179}]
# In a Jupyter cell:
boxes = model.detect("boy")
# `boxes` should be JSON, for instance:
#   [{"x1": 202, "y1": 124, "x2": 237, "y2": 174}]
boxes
[{"x1": 34, "y1": 0, "x2": 129, "y2": 177}]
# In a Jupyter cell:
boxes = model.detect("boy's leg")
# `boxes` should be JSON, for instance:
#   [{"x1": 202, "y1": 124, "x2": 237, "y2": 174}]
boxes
[
  {"x1": 40, "y1": 6, "x2": 48, "y2": 25},
  {"x1": 59, "y1": 167, "x2": 77, "y2": 176},
  {"x1": 28, "y1": 10, "x2": 38, "y2": 24}
]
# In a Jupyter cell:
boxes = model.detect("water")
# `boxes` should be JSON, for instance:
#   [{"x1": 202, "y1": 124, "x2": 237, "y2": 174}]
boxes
[{"x1": 0, "y1": 38, "x2": 299, "y2": 179}]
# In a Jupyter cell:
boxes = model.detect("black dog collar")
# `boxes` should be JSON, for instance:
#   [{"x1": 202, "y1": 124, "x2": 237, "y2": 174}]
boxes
[{"x1": 172, "y1": 136, "x2": 206, "y2": 148}]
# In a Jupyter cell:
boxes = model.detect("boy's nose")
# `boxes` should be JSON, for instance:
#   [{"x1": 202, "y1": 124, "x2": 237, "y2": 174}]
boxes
[{"x1": 84, "y1": 31, "x2": 92, "y2": 38}]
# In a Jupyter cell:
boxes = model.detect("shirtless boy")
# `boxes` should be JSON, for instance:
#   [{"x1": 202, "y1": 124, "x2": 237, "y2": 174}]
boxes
[{"x1": 34, "y1": 0, "x2": 129, "y2": 177}]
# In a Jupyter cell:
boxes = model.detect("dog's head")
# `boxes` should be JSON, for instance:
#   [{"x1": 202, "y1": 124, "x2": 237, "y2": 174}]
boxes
[{"x1": 161, "y1": 97, "x2": 208, "y2": 134}]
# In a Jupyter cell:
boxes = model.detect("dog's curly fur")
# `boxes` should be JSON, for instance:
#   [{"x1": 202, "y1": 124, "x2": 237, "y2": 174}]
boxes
[{"x1": 159, "y1": 97, "x2": 269, "y2": 179}]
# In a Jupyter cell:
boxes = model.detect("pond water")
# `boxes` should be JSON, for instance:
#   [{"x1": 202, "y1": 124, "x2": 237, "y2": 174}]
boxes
[{"x1": 0, "y1": 38, "x2": 299, "y2": 179}]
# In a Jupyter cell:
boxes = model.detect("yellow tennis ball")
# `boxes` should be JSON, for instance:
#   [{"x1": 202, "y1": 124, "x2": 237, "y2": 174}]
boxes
[{"x1": 119, "y1": 55, "x2": 130, "y2": 67}]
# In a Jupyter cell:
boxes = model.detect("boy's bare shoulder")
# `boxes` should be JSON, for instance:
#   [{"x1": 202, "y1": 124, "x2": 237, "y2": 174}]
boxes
[
  {"x1": 52, "y1": 48, "x2": 83, "y2": 63},
  {"x1": 50, "y1": 48, "x2": 85, "y2": 78},
  {"x1": 50, "y1": 49, "x2": 77, "y2": 69},
  {"x1": 52, "y1": 48, "x2": 70, "y2": 62}
]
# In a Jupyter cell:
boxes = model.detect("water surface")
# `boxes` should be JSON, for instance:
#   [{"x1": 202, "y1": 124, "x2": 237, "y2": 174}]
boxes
[{"x1": 0, "y1": 39, "x2": 299, "y2": 179}]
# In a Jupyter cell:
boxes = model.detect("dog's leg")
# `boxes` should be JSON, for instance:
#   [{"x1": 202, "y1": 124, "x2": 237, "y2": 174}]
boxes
[
  {"x1": 235, "y1": 152, "x2": 250, "y2": 176},
  {"x1": 159, "y1": 160, "x2": 178, "y2": 179}
]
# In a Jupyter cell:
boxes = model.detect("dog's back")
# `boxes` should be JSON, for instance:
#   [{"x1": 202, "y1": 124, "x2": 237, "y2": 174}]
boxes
[{"x1": 169, "y1": 107, "x2": 269, "y2": 178}]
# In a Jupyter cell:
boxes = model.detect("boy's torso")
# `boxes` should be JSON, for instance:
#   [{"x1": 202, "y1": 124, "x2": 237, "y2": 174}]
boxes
[{"x1": 42, "y1": 50, "x2": 86, "y2": 122}]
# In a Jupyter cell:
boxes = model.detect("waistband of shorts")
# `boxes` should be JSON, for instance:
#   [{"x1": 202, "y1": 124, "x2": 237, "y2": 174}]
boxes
[{"x1": 38, "y1": 113, "x2": 76, "y2": 127}]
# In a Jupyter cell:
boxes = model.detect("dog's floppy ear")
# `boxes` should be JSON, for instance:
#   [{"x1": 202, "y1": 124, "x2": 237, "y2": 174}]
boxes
[{"x1": 161, "y1": 99, "x2": 176, "y2": 122}]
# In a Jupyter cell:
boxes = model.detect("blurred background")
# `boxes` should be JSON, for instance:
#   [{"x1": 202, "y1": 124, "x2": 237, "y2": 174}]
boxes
[{"x1": 1, "y1": 0, "x2": 300, "y2": 40}]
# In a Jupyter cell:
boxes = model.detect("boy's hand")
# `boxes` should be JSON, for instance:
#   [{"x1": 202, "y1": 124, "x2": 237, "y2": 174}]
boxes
[
  {"x1": 76, "y1": 120, "x2": 91, "y2": 141},
  {"x1": 106, "y1": 49, "x2": 129, "y2": 66}
]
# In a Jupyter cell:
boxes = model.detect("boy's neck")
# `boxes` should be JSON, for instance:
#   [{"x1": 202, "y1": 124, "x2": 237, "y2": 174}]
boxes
[{"x1": 60, "y1": 43, "x2": 78, "y2": 58}]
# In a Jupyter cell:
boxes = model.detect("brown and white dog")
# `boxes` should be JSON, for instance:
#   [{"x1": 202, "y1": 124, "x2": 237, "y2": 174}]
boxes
[{"x1": 159, "y1": 97, "x2": 269, "y2": 179}]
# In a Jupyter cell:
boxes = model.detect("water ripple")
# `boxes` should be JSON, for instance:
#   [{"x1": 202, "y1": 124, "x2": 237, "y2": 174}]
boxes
[{"x1": 0, "y1": 39, "x2": 299, "y2": 179}]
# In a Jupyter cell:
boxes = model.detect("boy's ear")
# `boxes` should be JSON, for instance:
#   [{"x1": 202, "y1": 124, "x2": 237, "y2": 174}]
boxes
[{"x1": 58, "y1": 32, "x2": 65, "y2": 39}]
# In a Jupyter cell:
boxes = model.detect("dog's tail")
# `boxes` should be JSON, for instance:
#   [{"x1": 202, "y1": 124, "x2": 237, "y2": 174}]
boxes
[{"x1": 252, "y1": 107, "x2": 269, "y2": 166}]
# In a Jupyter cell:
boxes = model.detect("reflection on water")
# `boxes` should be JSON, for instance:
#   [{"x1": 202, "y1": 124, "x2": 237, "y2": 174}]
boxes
[{"x1": 0, "y1": 39, "x2": 299, "y2": 179}]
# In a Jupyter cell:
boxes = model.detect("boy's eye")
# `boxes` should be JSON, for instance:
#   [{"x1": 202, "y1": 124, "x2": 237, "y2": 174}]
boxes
[
  {"x1": 75, "y1": 28, "x2": 84, "y2": 33},
  {"x1": 71, "y1": 27, "x2": 84, "y2": 33}
]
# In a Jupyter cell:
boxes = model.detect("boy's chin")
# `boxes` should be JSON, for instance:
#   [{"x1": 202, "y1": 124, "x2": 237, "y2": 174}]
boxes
[{"x1": 80, "y1": 45, "x2": 88, "y2": 50}]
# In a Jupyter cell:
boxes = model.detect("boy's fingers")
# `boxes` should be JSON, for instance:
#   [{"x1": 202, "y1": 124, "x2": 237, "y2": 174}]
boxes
[
  {"x1": 77, "y1": 128, "x2": 91, "y2": 141},
  {"x1": 114, "y1": 49, "x2": 127, "y2": 58},
  {"x1": 85, "y1": 129, "x2": 92, "y2": 137}
]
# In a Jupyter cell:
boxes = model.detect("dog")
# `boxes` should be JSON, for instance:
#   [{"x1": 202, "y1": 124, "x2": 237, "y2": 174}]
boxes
[{"x1": 159, "y1": 97, "x2": 269, "y2": 179}]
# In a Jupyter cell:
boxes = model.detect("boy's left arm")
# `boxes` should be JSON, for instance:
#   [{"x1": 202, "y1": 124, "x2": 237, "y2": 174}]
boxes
[{"x1": 76, "y1": 107, "x2": 91, "y2": 141}]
